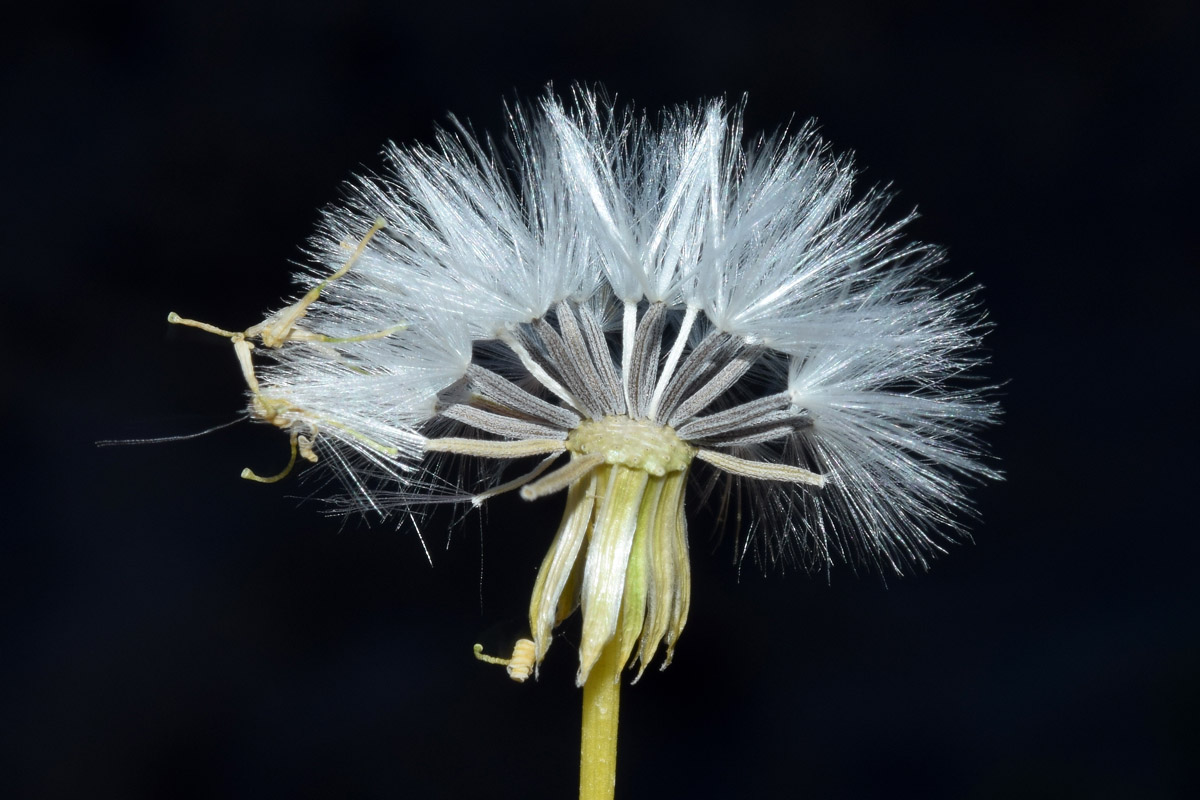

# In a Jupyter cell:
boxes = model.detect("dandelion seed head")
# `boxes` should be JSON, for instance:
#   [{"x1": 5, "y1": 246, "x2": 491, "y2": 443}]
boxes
[{"x1": 171, "y1": 87, "x2": 999, "y2": 683}]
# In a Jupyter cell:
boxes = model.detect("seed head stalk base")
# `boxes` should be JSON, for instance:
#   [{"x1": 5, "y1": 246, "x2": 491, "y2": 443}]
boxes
[
  {"x1": 580, "y1": 638, "x2": 622, "y2": 800},
  {"x1": 524, "y1": 419, "x2": 696, "y2": 800}
]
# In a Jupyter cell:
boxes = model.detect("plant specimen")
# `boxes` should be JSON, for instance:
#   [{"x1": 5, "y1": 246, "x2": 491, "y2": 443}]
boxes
[{"x1": 170, "y1": 89, "x2": 998, "y2": 799}]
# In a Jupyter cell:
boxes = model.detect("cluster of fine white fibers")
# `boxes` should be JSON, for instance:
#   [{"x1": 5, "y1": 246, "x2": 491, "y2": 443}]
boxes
[{"x1": 172, "y1": 89, "x2": 998, "y2": 671}]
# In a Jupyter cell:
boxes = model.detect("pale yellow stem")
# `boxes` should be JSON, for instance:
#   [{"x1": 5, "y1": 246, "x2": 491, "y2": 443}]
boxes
[{"x1": 580, "y1": 637, "x2": 622, "y2": 800}]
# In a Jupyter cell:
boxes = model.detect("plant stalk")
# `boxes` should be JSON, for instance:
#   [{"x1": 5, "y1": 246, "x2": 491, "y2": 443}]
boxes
[{"x1": 579, "y1": 637, "x2": 622, "y2": 800}]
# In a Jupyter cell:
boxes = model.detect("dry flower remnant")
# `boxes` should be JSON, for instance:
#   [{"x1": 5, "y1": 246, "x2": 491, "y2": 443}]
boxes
[{"x1": 170, "y1": 89, "x2": 998, "y2": 800}]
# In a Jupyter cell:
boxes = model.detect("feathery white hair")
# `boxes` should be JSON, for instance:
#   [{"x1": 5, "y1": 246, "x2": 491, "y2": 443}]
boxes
[{"x1": 183, "y1": 88, "x2": 998, "y2": 580}]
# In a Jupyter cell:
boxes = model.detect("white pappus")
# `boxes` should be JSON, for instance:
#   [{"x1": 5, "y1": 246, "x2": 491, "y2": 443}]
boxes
[{"x1": 170, "y1": 88, "x2": 999, "y2": 686}]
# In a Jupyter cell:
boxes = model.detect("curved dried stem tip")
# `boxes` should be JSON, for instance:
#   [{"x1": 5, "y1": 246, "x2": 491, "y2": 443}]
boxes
[
  {"x1": 473, "y1": 639, "x2": 536, "y2": 683},
  {"x1": 240, "y1": 429, "x2": 305, "y2": 483}
]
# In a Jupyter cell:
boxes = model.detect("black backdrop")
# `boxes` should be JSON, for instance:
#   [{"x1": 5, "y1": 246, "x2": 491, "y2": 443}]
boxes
[{"x1": 5, "y1": 2, "x2": 1196, "y2": 797}]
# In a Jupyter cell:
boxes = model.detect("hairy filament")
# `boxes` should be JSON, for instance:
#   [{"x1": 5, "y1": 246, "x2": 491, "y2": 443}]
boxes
[
  {"x1": 471, "y1": 453, "x2": 563, "y2": 507},
  {"x1": 696, "y1": 449, "x2": 826, "y2": 486},
  {"x1": 521, "y1": 453, "x2": 606, "y2": 500},
  {"x1": 500, "y1": 330, "x2": 586, "y2": 413},
  {"x1": 620, "y1": 300, "x2": 637, "y2": 412},
  {"x1": 423, "y1": 437, "x2": 566, "y2": 459},
  {"x1": 646, "y1": 304, "x2": 698, "y2": 422}
]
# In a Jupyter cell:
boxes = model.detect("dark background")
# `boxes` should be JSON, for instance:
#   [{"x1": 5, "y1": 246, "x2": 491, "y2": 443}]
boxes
[{"x1": 4, "y1": 1, "x2": 1196, "y2": 797}]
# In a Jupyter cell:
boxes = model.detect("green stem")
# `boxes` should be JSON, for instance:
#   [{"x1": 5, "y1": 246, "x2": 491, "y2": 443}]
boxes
[{"x1": 580, "y1": 637, "x2": 622, "y2": 800}]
